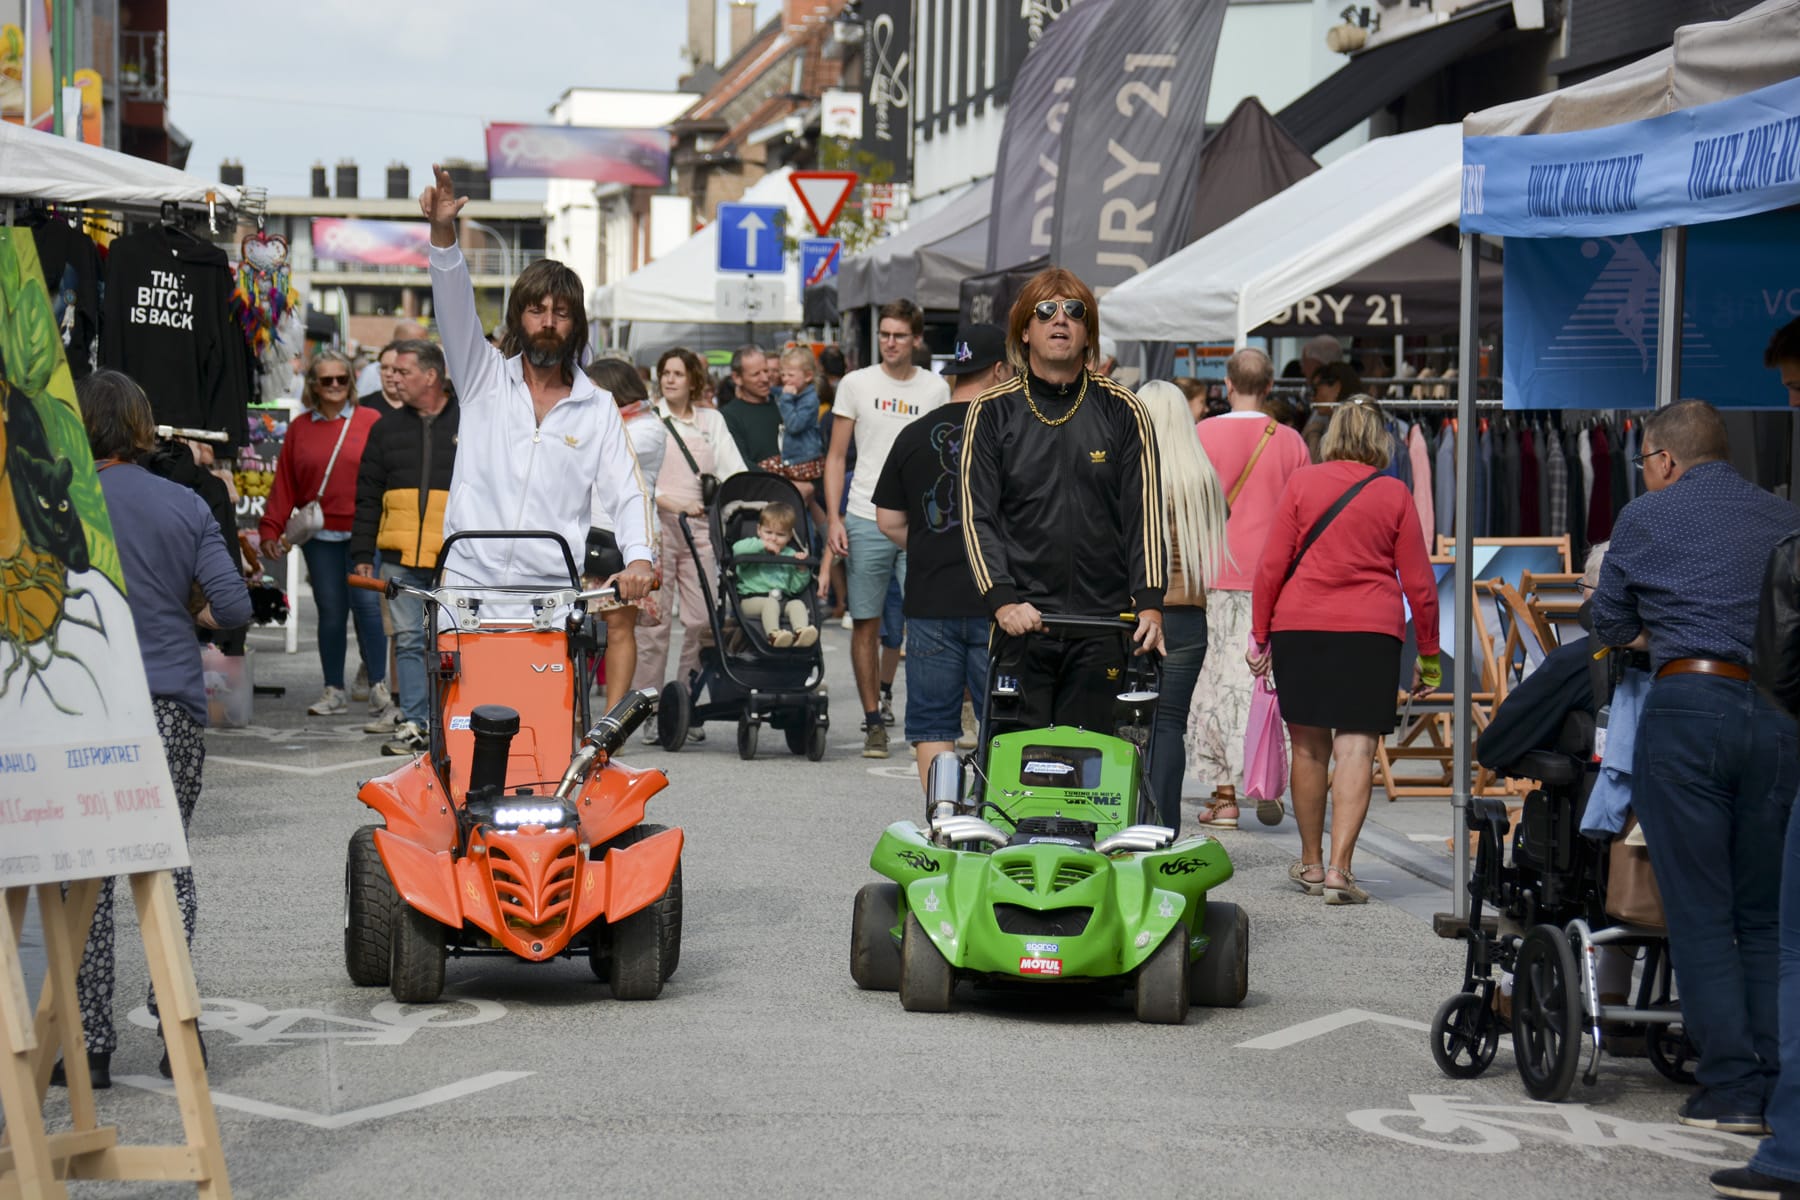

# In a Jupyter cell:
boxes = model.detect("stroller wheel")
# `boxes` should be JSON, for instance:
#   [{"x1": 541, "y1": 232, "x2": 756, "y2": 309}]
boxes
[
  {"x1": 737, "y1": 716, "x2": 759, "y2": 760},
  {"x1": 658, "y1": 682, "x2": 690, "y2": 752},
  {"x1": 1430, "y1": 991, "x2": 1500, "y2": 1079},
  {"x1": 1512, "y1": 925, "x2": 1583, "y2": 1101},
  {"x1": 1646, "y1": 1018, "x2": 1699, "y2": 1085}
]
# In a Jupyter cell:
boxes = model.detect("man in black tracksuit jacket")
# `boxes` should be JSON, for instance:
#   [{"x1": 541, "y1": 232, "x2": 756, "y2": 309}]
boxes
[
  {"x1": 351, "y1": 340, "x2": 458, "y2": 751},
  {"x1": 961, "y1": 268, "x2": 1166, "y2": 735}
]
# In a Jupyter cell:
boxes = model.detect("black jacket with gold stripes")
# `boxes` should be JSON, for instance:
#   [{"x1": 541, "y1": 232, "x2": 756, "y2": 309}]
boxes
[{"x1": 959, "y1": 369, "x2": 1166, "y2": 616}]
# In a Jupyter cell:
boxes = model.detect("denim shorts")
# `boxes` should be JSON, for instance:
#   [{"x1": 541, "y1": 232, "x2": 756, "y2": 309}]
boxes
[
  {"x1": 903, "y1": 616, "x2": 990, "y2": 744},
  {"x1": 845, "y1": 513, "x2": 904, "y2": 620}
]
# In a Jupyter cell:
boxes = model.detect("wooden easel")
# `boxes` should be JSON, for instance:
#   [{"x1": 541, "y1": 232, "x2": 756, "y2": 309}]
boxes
[{"x1": 0, "y1": 871, "x2": 230, "y2": 1198}]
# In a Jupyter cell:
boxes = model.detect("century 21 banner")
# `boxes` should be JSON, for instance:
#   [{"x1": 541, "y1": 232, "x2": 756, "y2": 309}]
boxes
[{"x1": 484, "y1": 123, "x2": 670, "y2": 186}]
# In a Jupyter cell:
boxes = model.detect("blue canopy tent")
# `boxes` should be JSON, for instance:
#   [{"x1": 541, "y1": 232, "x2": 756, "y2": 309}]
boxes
[{"x1": 1445, "y1": 0, "x2": 1800, "y2": 916}]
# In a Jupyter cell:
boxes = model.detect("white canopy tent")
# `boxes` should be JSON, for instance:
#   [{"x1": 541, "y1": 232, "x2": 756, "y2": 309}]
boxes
[
  {"x1": 590, "y1": 167, "x2": 809, "y2": 326},
  {"x1": 1100, "y1": 123, "x2": 1462, "y2": 347},
  {"x1": 0, "y1": 119, "x2": 240, "y2": 210}
]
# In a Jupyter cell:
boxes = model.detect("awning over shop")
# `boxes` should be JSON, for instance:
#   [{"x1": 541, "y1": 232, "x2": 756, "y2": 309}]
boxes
[
  {"x1": 1101, "y1": 123, "x2": 1466, "y2": 346},
  {"x1": 0, "y1": 118, "x2": 241, "y2": 209},
  {"x1": 837, "y1": 178, "x2": 992, "y2": 311},
  {"x1": 590, "y1": 168, "x2": 807, "y2": 325},
  {"x1": 1274, "y1": 3, "x2": 1515, "y2": 154}
]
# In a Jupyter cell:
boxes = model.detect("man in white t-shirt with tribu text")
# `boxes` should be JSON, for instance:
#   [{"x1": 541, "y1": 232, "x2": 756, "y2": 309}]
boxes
[{"x1": 825, "y1": 298, "x2": 949, "y2": 758}]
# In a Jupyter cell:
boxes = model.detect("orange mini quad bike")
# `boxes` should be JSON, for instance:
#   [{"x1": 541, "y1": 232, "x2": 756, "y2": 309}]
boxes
[{"x1": 343, "y1": 530, "x2": 683, "y2": 1004}]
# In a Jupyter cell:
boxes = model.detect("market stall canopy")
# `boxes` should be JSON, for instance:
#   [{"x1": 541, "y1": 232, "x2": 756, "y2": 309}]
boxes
[
  {"x1": 1464, "y1": 0, "x2": 1800, "y2": 137},
  {"x1": 590, "y1": 167, "x2": 806, "y2": 325},
  {"x1": 837, "y1": 178, "x2": 991, "y2": 311},
  {"x1": 1101, "y1": 123, "x2": 1464, "y2": 345},
  {"x1": 0, "y1": 119, "x2": 241, "y2": 209}
]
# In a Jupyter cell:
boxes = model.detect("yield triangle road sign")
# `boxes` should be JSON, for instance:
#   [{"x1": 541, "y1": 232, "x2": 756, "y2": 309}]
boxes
[{"x1": 791, "y1": 171, "x2": 859, "y2": 237}]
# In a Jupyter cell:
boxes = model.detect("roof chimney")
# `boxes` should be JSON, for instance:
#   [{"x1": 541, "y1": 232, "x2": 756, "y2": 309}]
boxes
[
  {"x1": 335, "y1": 159, "x2": 359, "y2": 199},
  {"x1": 219, "y1": 158, "x2": 243, "y2": 188},
  {"x1": 687, "y1": 0, "x2": 716, "y2": 69},
  {"x1": 729, "y1": 0, "x2": 757, "y2": 58},
  {"x1": 386, "y1": 162, "x2": 410, "y2": 200},
  {"x1": 311, "y1": 162, "x2": 329, "y2": 198}
]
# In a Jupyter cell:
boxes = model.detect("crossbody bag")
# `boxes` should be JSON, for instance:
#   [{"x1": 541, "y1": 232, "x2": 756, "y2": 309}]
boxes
[
  {"x1": 1283, "y1": 470, "x2": 1381, "y2": 583},
  {"x1": 1225, "y1": 421, "x2": 1278, "y2": 509},
  {"x1": 283, "y1": 415, "x2": 354, "y2": 547},
  {"x1": 660, "y1": 414, "x2": 719, "y2": 506}
]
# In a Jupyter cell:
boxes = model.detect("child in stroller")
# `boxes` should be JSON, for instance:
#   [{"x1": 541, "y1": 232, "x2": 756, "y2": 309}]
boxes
[{"x1": 732, "y1": 502, "x2": 818, "y2": 648}]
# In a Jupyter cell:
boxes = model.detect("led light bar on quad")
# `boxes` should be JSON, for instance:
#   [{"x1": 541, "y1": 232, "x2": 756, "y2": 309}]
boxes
[{"x1": 492, "y1": 805, "x2": 571, "y2": 827}]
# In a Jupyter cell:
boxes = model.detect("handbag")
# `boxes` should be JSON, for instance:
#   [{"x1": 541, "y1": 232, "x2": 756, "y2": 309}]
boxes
[
  {"x1": 661, "y1": 414, "x2": 719, "y2": 506},
  {"x1": 283, "y1": 415, "x2": 353, "y2": 547},
  {"x1": 1242, "y1": 674, "x2": 1288, "y2": 801},
  {"x1": 1283, "y1": 470, "x2": 1380, "y2": 583},
  {"x1": 1604, "y1": 813, "x2": 1667, "y2": 931}
]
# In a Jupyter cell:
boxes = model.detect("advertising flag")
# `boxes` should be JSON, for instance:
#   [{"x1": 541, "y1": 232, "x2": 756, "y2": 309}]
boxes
[
  {"x1": 858, "y1": 0, "x2": 915, "y2": 182},
  {"x1": 311, "y1": 218, "x2": 432, "y2": 268},
  {"x1": 484, "y1": 123, "x2": 670, "y2": 185},
  {"x1": 1050, "y1": 0, "x2": 1228, "y2": 298}
]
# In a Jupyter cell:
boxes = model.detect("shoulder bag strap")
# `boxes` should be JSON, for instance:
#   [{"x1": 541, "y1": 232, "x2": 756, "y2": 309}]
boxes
[
  {"x1": 660, "y1": 413, "x2": 703, "y2": 476},
  {"x1": 1283, "y1": 470, "x2": 1381, "y2": 584},
  {"x1": 313, "y1": 414, "x2": 355, "y2": 501},
  {"x1": 1226, "y1": 421, "x2": 1278, "y2": 508}
]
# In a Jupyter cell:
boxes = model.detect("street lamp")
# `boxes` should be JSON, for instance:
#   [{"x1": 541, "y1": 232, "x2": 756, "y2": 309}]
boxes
[{"x1": 461, "y1": 216, "x2": 515, "y2": 312}]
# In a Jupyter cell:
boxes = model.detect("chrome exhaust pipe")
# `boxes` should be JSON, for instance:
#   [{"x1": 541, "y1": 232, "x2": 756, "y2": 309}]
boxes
[
  {"x1": 929, "y1": 814, "x2": 1009, "y2": 849},
  {"x1": 1095, "y1": 825, "x2": 1177, "y2": 855}
]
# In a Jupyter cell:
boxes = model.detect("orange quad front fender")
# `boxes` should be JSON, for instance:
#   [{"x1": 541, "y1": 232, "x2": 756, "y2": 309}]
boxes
[
  {"x1": 570, "y1": 826, "x2": 684, "y2": 933},
  {"x1": 372, "y1": 828, "x2": 461, "y2": 930},
  {"x1": 574, "y1": 759, "x2": 670, "y2": 846},
  {"x1": 358, "y1": 757, "x2": 456, "y2": 851}
]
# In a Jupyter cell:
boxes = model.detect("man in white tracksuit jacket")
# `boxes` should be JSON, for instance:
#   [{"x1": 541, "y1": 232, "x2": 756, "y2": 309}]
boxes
[{"x1": 421, "y1": 164, "x2": 656, "y2": 598}]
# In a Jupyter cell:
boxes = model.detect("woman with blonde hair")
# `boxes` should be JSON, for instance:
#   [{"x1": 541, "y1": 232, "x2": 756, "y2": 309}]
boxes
[
  {"x1": 1250, "y1": 397, "x2": 1439, "y2": 904},
  {"x1": 1137, "y1": 380, "x2": 1230, "y2": 830}
]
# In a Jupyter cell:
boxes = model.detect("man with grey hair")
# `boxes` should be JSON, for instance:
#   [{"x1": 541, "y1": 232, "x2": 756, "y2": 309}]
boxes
[
  {"x1": 722, "y1": 344, "x2": 780, "y2": 466},
  {"x1": 1300, "y1": 334, "x2": 1342, "y2": 379},
  {"x1": 1189, "y1": 345, "x2": 1311, "y2": 827}
]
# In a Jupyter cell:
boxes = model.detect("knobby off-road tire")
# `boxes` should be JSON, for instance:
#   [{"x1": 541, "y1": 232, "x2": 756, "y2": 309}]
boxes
[
  {"x1": 850, "y1": 882, "x2": 902, "y2": 991},
  {"x1": 606, "y1": 823, "x2": 683, "y2": 999},
  {"x1": 899, "y1": 912, "x2": 953, "y2": 1012},
  {"x1": 1135, "y1": 921, "x2": 1192, "y2": 1025},
  {"x1": 1190, "y1": 900, "x2": 1249, "y2": 1007},
  {"x1": 389, "y1": 903, "x2": 447, "y2": 1004},
  {"x1": 345, "y1": 826, "x2": 395, "y2": 987}
]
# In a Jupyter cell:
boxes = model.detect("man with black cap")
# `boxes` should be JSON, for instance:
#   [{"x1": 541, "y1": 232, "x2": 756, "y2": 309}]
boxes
[{"x1": 872, "y1": 324, "x2": 1011, "y2": 793}]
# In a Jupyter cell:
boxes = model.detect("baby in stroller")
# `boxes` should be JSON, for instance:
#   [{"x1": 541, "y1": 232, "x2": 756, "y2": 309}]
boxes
[{"x1": 731, "y1": 502, "x2": 818, "y2": 648}]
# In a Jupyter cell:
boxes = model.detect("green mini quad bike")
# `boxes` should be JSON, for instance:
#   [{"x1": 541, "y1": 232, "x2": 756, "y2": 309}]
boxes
[{"x1": 849, "y1": 614, "x2": 1249, "y2": 1024}]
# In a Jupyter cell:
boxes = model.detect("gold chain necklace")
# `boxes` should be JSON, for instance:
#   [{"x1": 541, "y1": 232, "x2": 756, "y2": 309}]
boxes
[{"x1": 1024, "y1": 371, "x2": 1088, "y2": 427}]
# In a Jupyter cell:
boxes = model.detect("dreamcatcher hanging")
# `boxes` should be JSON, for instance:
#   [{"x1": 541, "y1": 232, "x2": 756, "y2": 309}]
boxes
[{"x1": 230, "y1": 226, "x2": 302, "y2": 403}]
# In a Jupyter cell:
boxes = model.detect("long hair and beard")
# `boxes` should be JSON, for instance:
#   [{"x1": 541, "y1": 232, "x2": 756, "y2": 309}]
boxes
[
  {"x1": 498, "y1": 259, "x2": 590, "y2": 385},
  {"x1": 523, "y1": 326, "x2": 577, "y2": 371}
]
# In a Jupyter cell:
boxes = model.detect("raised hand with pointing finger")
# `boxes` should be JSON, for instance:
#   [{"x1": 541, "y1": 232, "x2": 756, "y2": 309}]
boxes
[{"x1": 419, "y1": 163, "x2": 469, "y2": 249}]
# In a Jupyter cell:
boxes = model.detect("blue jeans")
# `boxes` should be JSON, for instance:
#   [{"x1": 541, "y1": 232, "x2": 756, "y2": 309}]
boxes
[
  {"x1": 1151, "y1": 607, "x2": 1208, "y2": 829},
  {"x1": 1633, "y1": 674, "x2": 1796, "y2": 1112},
  {"x1": 382, "y1": 561, "x2": 435, "y2": 727},
  {"x1": 903, "y1": 617, "x2": 988, "y2": 744},
  {"x1": 1752, "y1": 792, "x2": 1800, "y2": 1181},
  {"x1": 301, "y1": 538, "x2": 387, "y2": 691},
  {"x1": 880, "y1": 575, "x2": 905, "y2": 650}
]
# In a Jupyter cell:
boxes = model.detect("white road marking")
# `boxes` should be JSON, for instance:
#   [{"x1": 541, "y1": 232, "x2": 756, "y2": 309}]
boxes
[
  {"x1": 116, "y1": 1070, "x2": 533, "y2": 1129},
  {"x1": 128, "y1": 997, "x2": 506, "y2": 1047},
  {"x1": 1348, "y1": 1094, "x2": 1753, "y2": 1166},
  {"x1": 1236, "y1": 1007, "x2": 1430, "y2": 1050},
  {"x1": 1407, "y1": 833, "x2": 1448, "y2": 843},
  {"x1": 209, "y1": 756, "x2": 392, "y2": 777},
  {"x1": 864, "y1": 766, "x2": 916, "y2": 780}
]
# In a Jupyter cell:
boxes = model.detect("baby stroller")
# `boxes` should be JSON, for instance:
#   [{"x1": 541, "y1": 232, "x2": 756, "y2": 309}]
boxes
[
  {"x1": 654, "y1": 471, "x2": 830, "y2": 761},
  {"x1": 1430, "y1": 651, "x2": 1696, "y2": 1101}
]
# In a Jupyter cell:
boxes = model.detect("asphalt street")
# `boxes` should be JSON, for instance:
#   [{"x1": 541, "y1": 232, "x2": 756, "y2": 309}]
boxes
[{"x1": 21, "y1": 610, "x2": 1758, "y2": 1199}]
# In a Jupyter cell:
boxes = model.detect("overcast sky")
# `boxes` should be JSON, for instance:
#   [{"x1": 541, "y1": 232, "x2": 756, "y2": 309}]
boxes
[{"x1": 167, "y1": 0, "x2": 784, "y2": 202}]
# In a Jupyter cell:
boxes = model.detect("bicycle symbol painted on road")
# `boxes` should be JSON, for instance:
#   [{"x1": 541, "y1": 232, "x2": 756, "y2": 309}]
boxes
[
  {"x1": 129, "y1": 996, "x2": 506, "y2": 1047},
  {"x1": 1348, "y1": 1095, "x2": 1752, "y2": 1167}
]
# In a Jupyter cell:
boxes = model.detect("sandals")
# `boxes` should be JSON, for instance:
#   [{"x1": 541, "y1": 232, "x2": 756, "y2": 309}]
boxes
[
  {"x1": 1196, "y1": 787, "x2": 1239, "y2": 829},
  {"x1": 1323, "y1": 866, "x2": 1370, "y2": 905},
  {"x1": 1255, "y1": 797, "x2": 1285, "y2": 826},
  {"x1": 1289, "y1": 861, "x2": 1324, "y2": 896}
]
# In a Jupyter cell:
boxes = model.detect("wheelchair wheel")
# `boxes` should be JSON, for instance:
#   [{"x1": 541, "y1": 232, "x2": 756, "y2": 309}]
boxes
[
  {"x1": 1430, "y1": 991, "x2": 1500, "y2": 1080},
  {"x1": 1647, "y1": 1018, "x2": 1699, "y2": 1086},
  {"x1": 1512, "y1": 925, "x2": 1583, "y2": 1101}
]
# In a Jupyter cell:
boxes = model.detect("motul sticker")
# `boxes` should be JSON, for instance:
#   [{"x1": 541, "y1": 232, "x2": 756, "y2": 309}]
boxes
[{"x1": 1019, "y1": 956, "x2": 1063, "y2": 976}]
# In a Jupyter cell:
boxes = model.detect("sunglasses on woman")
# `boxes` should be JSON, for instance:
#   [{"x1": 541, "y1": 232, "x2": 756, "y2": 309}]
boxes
[
  {"x1": 1032, "y1": 299, "x2": 1087, "y2": 322},
  {"x1": 316, "y1": 376, "x2": 350, "y2": 387}
]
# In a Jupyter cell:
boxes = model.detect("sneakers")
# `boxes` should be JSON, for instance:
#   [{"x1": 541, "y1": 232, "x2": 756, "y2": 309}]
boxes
[
  {"x1": 1711, "y1": 1167, "x2": 1800, "y2": 1199},
  {"x1": 688, "y1": 727, "x2": 706, "y2": 743},
  {"x1": 382, "y1": 720, "x2": 428, "y2": 757},
  {"x1": 351, "y1": 664, "x2": 369, "y2": 702},
  {"x1": 1678, "y1": 1090, "x2": 1769, "y2": 1136},
  {"x1": 956, "y1": 699, "x2": 978, "y2": 750},
  {"x1": 368, "y1": 680, "x2": 392, "y2": 714},
  {"x1": 48, "y1": 1050, "x2": 111, "y2": 1090},
  {"x1": 862, "y1": 722, "x2": 889, "y2": 759},
  {"x1": 880, "y1": 690, "x2": 895, "y2": 727},
  {"x1": 308, "y1": 686, "x2": 349, "y2": 716},
  {"x1": 640, "y1": 722, "x2": 660, "y2": 747},
  {"x1": 794, "y1": 626, "x2": 819, "y2": 648},
  {"x1": 363, "y1": 705, "x2": 402, "y2": 734}
]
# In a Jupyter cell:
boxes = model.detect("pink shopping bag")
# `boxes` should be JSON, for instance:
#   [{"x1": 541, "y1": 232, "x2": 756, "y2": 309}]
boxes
[{"x1": 1242, "y1": 674, "x2": 1287, "y2": 801}]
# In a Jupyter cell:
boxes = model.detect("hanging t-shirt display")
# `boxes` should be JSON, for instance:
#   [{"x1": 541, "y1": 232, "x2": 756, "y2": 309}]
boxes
[
  {"x1": 100, "y1": 225, "x2": 250, "y2": 446},
  {"x1": 30, "y1": 220, "x2": 102, "y2": 381}
]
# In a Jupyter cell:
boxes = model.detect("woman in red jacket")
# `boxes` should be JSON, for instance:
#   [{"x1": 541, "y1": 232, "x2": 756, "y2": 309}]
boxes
[
  {"x1": 1250, "y1": 398, "x2": 1440, "y2": 905},
  {"x1": 259, "y1": 350, "x2": 388, "y2": 717}
]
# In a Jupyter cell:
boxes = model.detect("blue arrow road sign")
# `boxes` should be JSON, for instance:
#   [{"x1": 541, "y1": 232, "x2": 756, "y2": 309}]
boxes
[
  {"x1": 717, "y1": 202, "x2": 786, "y2": 275},
  {"x1": 800, "y1": 237, "x2": 841, "y2": 296}
]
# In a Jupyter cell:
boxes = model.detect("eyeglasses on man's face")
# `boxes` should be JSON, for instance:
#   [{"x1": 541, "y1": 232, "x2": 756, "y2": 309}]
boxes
[
  {"x1": 1032, "y1": 298, "x2": 1087, "y2": 323},
  {"x1": 1633, "y1": 447, "x2": 1668, "y2": 471}
]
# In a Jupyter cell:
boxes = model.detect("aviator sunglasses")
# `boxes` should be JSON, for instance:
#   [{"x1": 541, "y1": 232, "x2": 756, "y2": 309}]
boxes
[{"x1": 1032, "y1": 298, "x2": 1087, "y2": 322}]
